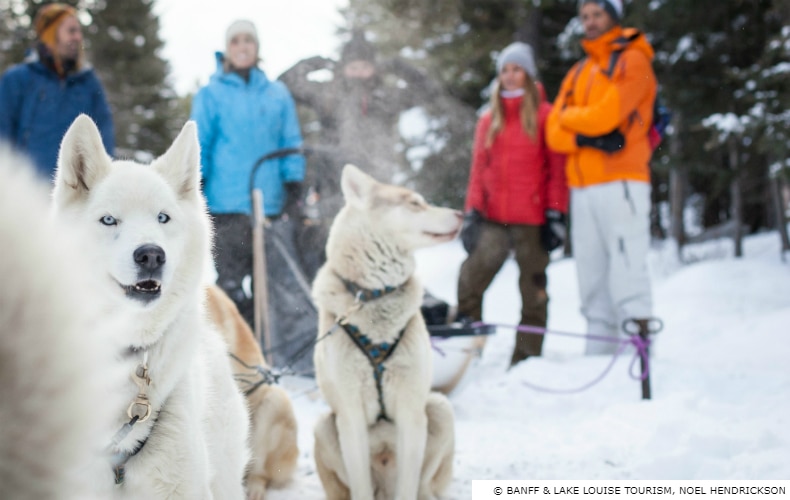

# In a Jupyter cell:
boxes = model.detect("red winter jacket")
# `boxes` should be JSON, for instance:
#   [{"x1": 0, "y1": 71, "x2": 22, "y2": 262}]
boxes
[{"x1": 464, "y1": 88, "x2": 568, "y2": 225}]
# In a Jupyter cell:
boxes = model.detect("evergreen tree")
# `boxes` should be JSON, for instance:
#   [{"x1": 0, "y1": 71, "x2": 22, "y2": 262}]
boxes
[
  {"x1": 637, "y1": 0, "x2": 783, "y2": 233},
  {"x1": 731, "y1": 10, "x2": 790, "y2": 180},
  {"x1": 0, "y1": 0, "x2": 185, "y2": 160},
  {"x1": 86, "y1": 0, "x2": 184, "y2": 159},
  {"x1": 340, "y1": 0, "x2": 579, "y2": 208},
  {"x1": 0, "y1": 0, "x2": 33, "y2": 71}
]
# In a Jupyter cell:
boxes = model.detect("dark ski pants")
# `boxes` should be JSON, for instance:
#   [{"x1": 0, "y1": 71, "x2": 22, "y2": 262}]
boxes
[
  {"x1": 457, "y1": 222, "x2": 549, "y2": 364},
  {"x1": 213, "y1": 213, "x2": 318, "y2": 374},
  {"x1": 213, "y1": 213, "x2": 255, "y2": 329}
]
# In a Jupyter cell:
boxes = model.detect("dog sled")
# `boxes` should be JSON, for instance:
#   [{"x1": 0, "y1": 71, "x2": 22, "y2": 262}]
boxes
[
  {"x1": 421, "y1": 292, "x2": 495, "y2": 393},
  {"x1": 248, "y1": 147, "x2": 494, "y2": 391}
]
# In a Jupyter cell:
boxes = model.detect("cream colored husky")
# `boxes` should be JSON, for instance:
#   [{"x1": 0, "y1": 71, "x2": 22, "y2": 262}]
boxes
[
  {"x1": 205, "y1": 284, "x2": 299, "y2": 499},
  {"x1": 51, "y1": 115, "x2": 250, "y2": 498},
  {"x1": 311, "y1": 164, "x2": 460, "y2": 500},
  {"x1": 0, "y1": 145, "x2": 128, "y2": 500}
]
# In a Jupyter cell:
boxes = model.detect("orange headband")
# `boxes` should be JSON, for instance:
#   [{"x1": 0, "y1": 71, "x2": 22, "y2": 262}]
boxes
[{"x1": 34, "y1": 3, "x2": 77, "y2": 51}]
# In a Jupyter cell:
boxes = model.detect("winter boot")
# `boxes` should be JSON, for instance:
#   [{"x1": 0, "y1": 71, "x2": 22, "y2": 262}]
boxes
[
  {"x1": 508, "y1": 325, "x2": 544, "y2": 368},
  {"x1": 584, "y1": 319, "x2": 620, "y2": 355}
]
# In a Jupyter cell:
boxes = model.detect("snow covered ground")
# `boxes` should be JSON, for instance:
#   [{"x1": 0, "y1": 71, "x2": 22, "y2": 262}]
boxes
[{"x1": 269, "y1": 230, "x2": 790, "y2": 498}]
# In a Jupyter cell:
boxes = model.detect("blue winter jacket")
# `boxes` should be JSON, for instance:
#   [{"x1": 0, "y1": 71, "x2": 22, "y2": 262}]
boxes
[
  {"x1": 0, "y1": 55, "x2": 115, "y2": 180},
  {"x1": 190, "y1": 53, "x2": 305, "y2": 216}
]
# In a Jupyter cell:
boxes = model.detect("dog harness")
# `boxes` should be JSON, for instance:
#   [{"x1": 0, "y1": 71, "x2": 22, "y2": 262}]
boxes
[
  {"x1": 339, "y1": 322, "x2": 405, "y2": 422},
  {"x1": 228, "y1": 352, "x2": 280, "y2": 396},
  {"x1": 334, "y1": 273, "x2": 409, "y2": 422}
]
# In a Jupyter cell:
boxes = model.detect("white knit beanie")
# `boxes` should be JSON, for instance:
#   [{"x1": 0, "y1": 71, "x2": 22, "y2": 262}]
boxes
[
  {"x1": 226, "y1": 20, "x2": 258, "y2": 47},
  {"x1": 495, "y1": 42, "x2": 538, "y2": 79},
  {"x1": 579, "y1": 0, "x2": 623, "y2": 22}
]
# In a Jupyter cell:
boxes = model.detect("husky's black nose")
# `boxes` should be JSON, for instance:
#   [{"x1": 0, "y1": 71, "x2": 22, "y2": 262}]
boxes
[{"x1": 133, "y1": 244, "x2": 166, "y2": 272}]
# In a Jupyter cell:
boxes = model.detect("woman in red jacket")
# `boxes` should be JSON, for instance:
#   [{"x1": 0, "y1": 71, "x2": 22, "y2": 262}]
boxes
[{"x1": 457, "y1": 41, "x2": 568, "y2": 367}]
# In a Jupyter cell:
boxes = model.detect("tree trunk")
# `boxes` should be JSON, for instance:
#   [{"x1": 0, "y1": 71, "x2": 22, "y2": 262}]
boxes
[
  {"x1": 669, "y1": 168, "x2": 685, "y2": 244},
  {"x1": 771, "y1": 176, "x2": 790, "y2": 261},
  {"x1": 729, "y1": 137, "x2": 743, "y2": 258},
  {"x1": 668, "y1": 111, "x2": 685, "y2": 256}
]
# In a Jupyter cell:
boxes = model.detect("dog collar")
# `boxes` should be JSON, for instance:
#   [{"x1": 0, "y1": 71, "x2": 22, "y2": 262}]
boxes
[{"x1": 335, "y1": 273, "x2": 405, "y2": 303}]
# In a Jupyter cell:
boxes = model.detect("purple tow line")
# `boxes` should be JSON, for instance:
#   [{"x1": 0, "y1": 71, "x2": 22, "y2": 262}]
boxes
[{"x1": 469, "y1": 321, "x2": 652, "y2": 394}]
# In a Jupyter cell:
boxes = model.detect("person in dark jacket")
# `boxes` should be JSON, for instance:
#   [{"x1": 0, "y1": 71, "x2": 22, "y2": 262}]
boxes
[
  {"x1": 280, "y1": 30, "x2": 436, "y2": 186},
  {"x1": 457, "y1": 42, "x2": 569, "y2": 368},
  {"x1": 0, "y1": 3, "x2": 114, "y2": 179},
  {"x1": 279, "y1": 30, "x2": 444, "y2": 280}
]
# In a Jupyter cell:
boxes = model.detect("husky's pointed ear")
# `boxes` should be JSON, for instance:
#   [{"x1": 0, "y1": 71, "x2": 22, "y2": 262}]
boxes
[
  {"x1": 52, "y1": 114, "x2": 112, "y2": 206},
  {"x1": 340, "y1": 164, "x2": 376, "y2": 209},
  {"x1": 154, "y1": 121, "x2": 201, "y2": 199}
]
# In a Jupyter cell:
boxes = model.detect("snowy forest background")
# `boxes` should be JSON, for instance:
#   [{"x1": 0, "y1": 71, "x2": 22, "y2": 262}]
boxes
[{"x1": 1, "y1": 0, "x2": 789, "y2": 256}]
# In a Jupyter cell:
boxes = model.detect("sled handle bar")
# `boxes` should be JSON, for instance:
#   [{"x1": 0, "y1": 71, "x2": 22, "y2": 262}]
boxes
[
  {"x1": 248, "y1": 144, "x2": 351, "y2": 195},
  {"x1": 248, "y1": 147, "x2": 306, "y2": 196}
]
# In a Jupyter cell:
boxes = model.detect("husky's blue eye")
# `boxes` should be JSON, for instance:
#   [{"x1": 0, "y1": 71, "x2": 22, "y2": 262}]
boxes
[
  {"x1": 158, "y1": 212, "x2": 170, "y2": 224},
  {"x1": 100, "y1": 215, "x2": 117, "y2": 226}
]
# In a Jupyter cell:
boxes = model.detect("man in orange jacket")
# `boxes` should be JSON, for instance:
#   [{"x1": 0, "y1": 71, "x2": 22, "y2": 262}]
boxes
[{"x1": 546, "y1": 0, "x2": 657, "y2": 354}]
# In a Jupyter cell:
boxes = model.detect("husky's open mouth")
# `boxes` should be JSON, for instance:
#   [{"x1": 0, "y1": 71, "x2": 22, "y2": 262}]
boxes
[{"x1": 120, "y1": 279, "x2": 162, "y2": 303}]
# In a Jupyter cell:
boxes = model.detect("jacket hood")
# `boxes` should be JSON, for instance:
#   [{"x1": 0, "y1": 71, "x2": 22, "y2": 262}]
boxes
[
  {"x1": 493, "y1": 81, "x2": 549, "y2": 118},
  {"x1": 210, "y1": 51, "x2": 269, "y2": 88},
  {"x1": 581, "y1": 26, "x2": 654, "y2": 65},
  {"x1": 24, "y1": 46, "x2": 92, "y2": 79}
]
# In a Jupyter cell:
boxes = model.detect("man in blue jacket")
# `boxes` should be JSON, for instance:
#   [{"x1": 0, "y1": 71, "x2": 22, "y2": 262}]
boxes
[
  {"x1": 191, "y1": 20, "x2": 312, "y2": 373},
  {"x1": 0, "y1": 3, "x2": 114, "y2": 179}
]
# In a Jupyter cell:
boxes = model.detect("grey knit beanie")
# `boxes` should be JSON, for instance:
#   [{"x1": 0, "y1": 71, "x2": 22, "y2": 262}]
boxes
[
  {"x1": 579, "y1": 0, "x2": 623, "y2": 23},
  {"x1": 495, "y1": 42, "x2": 538, "y2": 79},
  {"x1": 226, "y1": 20, "x2": 258, "y2": 47},
  {"x1": 341, "y1": 30, "x2": 376, "y2": 64}
]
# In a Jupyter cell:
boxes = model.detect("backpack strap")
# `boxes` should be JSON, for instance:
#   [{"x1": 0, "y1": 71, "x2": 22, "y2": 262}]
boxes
[
  {"x1": 564, "y1": 31, "x2": 642, "y2": 107},
  {"x1": 562, "y1": 57, "x2": 587, "y2": 109},
  {"x1": 603, "y1": 49, "x2": 621, "y2": 78},
  {"x1": 602, "y1": 32, "x2": 642, "y2": 79}
]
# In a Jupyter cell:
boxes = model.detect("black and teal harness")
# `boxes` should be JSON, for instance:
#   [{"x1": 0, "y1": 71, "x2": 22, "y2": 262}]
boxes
[{"x1": 336, "y1": 274, "x2": 408, "y2": 422}]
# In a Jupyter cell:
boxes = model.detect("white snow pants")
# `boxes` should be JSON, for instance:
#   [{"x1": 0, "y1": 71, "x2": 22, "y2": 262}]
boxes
[{"x1": 570, "y1": 181, "x2": 653, "y2": 354}]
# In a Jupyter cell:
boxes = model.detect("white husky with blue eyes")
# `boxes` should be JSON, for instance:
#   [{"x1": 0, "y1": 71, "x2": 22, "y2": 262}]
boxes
[{"x1": 52, "y1": 115, "x2": 250, "y2": 499}]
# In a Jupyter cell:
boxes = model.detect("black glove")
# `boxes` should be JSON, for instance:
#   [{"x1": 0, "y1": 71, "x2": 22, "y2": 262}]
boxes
[
  {"x1": 460, "y1": 209, "x2": 484, "y2": 254},
  {"x1": 540, "y1": 209, "x2": 566, "y2": 252},
  {"x1": 576, "y1": 129, "x2": 625, "y2": 153},
  {"x1": 283, "y1": 182, "x2": 303, "y2": 222}
]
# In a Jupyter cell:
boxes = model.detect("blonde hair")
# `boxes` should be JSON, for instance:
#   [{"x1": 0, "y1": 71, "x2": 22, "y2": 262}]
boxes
[{"x1": 485, "y1": 76, "x2": 540, "y2": 148}]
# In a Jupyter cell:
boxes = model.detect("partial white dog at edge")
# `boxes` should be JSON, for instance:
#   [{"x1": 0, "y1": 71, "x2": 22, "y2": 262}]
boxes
[
  {"x1": 311, "y1": 164, "x2": 460, "y2": 500},
  {"x1": 51, "y1": 115, "x2": 250, "y2": 498},
  {"x1": 0, "y1": 145, "x2": 129, "y2": 500}
]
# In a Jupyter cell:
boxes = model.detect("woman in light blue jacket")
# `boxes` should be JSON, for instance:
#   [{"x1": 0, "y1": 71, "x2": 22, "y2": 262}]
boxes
[{"x1": 191, "y1": 19, "x2": 305, "y2": 335}]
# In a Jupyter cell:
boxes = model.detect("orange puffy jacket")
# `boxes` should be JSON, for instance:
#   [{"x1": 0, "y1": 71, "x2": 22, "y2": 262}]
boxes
[{"x1": 546, "y1": 26, "x2": 657, "y2": 189}]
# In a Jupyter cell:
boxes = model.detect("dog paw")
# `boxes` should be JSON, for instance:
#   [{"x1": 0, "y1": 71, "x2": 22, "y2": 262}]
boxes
[{"x1": 246, "y1": 480, "x2": 267, "y2": 500}]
